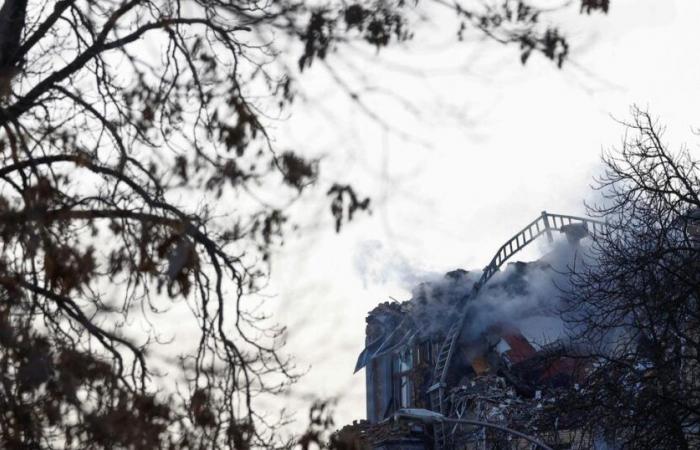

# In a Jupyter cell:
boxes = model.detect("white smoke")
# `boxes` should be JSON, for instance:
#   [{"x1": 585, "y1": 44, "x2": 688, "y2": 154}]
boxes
[
  {"x1": 462, "y1": 238, "x2": 595, "y2": 347},
  {"x1": 355, "y1": 235, "x2": 598, "y2": 349},
  {"x1": 407, "y1": 268, "x2": 482, "y2": 336},
  {"x1": 353, "y1": 240, "x2": 441, "y2": 289}
]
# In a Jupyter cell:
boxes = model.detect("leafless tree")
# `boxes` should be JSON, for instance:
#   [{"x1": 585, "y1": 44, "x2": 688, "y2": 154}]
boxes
[{"x1": 556, "y1": 108, "x2": 700, "y2": 449}]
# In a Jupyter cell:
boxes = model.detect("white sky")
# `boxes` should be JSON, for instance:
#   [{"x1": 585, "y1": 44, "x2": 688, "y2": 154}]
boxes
[{"x1": 259, "y1": 0, "x2": 700, "y2": 436}]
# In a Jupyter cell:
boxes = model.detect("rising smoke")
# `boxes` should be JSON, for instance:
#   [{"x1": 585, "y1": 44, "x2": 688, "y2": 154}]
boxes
[
  {"x1": 366, "y1": 235, "x2": 597, "y2": 348},
  {"x1": 355, "y1": 233, "x2": 602, "y2": 351},
  {"x1": 463, "y1": 238, "x2": 593, "y2": 347},
  {"x1": 353, "y1": 240, "x2": 441, "y2": 289}
]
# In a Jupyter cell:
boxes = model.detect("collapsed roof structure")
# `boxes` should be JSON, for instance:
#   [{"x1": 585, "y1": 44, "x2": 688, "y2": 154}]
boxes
[{"x1": 351, "y1": 212, "x2": 605, "y2": 450}]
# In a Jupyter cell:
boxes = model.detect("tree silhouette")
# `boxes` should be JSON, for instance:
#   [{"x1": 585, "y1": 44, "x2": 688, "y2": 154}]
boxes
[{"x1": 557, "y1": 109, "x2": 700, "y2": 449}]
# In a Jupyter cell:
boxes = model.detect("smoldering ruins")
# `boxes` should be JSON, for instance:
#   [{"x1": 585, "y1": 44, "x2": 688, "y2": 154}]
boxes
[{"x1": 342, "y1": 212, "x2": 606, "y2": 450}]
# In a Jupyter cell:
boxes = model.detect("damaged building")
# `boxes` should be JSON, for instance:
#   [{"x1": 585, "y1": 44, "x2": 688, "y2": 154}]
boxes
[{"x1": 350, "y1": 212, "x2": 604, "y2": 450}]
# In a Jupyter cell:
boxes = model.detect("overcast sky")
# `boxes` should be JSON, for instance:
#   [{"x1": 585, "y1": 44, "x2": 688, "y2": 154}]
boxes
[{"x1": 257, "y1": 0, "x2": 700, "y2": 435}]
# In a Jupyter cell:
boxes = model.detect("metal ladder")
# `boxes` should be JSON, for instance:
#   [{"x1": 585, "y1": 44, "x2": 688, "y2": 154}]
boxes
[{"x1": 429, "y1": 211, "x2": 603, "y2": 450}]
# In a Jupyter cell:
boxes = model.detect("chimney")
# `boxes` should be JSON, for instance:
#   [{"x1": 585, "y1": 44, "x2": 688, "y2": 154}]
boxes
[{"x1": 560, "y1": 222, "x2": 589, "y2": 245}]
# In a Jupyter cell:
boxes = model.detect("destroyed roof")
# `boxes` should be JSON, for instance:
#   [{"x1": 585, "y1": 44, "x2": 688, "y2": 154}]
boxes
[
  {"x1": 499, "y1": 329, "x2": 537, "y2": 365},
  {"x1": 358, "y1": 267, "x2": 535, "y2": 375},
  {"x1": 354, "y1": 269, "x2": 479, "y2": 372},
  {"x1": 354, "y1": 301, "x2": 411, "y2": 372},
  {"x1": 355, "y1": 255, "x2": 566, "y2": 372}
]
